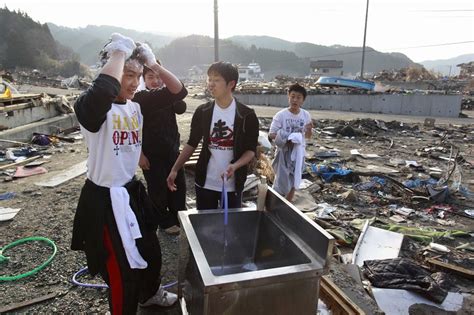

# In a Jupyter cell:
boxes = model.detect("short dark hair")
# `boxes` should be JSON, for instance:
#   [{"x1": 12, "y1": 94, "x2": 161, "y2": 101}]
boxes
[
  {"x1": 142, "y1": 59, "x2": 161, "y2": 77},
  {"x1": 207, "y1": 62, "x2": 239, "y2": 91},
  {"x1": 288, "y1": 83, "x2": 307, "y2": 99}
]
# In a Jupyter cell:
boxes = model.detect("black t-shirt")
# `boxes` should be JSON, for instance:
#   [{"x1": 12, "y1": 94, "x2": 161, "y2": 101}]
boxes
[{"x1": 133, "y1": 89, "x2": 187, "y2": 161}]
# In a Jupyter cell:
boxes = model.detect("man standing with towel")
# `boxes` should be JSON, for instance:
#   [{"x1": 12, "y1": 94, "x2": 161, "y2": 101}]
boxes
[{"x1": 269, "y1": 83, "x2": 313, "y2": 202}]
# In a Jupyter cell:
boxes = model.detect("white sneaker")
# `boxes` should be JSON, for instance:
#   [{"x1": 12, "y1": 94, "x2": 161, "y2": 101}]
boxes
[{"x1": 139, "y1": 285, "x2": 178, "y2": 307}]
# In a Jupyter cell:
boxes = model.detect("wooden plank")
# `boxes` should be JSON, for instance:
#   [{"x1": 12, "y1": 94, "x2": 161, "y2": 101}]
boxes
[
  {"x1": 426, "y1": 258, "x2": 474, "y2": 280},
  {"x1": 0, "y1": 139, "x2": 30, "y2": 146},
  {"x1": 0, "y1": 102, "x2": 34, "y2": 112},
  {"x1": 0, "y1": 292, "x2": 58, "y2": 313},
  {"x1": 319, "y1": 276, "x2": 366, "y2": 315},
  {"x1": 35, "y1": 160, "x2": 87, "y2": 187},
  {"x1": 0, "y1": 156, "x2": 41, "y2": 171}
]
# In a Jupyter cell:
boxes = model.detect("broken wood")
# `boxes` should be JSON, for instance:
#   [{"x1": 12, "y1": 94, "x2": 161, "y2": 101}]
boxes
[
  {"x1": 35, "y1": 160, "x2": 87, "y2": 187},
  {"x1": 426, "y1": 257, "x2": 474, "y2": 280},
  {"x1": 0, "y1": 155, "x2": 41, "y2": 171},
  {"x1": 0, "y1": 292, "x2": 59, "y2": 313},
  {"x1": 0, "y1": 139, "x2": 30, "y2": 146},
  {"x1": 320, "y1": 276, "x2": 366, "y2": 315}
]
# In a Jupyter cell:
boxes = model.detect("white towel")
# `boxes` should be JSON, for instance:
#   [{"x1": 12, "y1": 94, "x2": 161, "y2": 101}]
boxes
[
  {"x1": 288, "y1": 133, "x2": 304, "y2": 189},
  {"x1": 110, "y1": 187, "x2": 148, "y2": 269}
]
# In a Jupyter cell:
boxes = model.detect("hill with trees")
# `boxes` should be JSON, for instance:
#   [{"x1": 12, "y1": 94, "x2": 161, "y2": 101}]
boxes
[{"x1": 0, "y1": 7, "x2": 88, "y2": 77}]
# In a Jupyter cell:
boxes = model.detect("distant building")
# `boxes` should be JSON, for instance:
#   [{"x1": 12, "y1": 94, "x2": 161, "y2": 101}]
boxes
[
  {"x1": 187, "y1": 64, "x2": 208, "y2": 82},
  {"x1": 238, "y1": 62, "x2": 264, "y2": 82},
  {"x1": 310, "y1": 60, "x2": 344, "y2": 77},
  {"x1": 457, "y1": 61, "x2": 474, "y2": 79}
]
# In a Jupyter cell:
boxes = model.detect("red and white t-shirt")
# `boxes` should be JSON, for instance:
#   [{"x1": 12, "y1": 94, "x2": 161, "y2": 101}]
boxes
[{"x1": 204, "y1": 99, "x2": 236, "y2": 192}]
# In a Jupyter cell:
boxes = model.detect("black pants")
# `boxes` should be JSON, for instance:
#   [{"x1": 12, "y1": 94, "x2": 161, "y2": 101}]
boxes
[
  {"x1": 143, "y1": 160, "x2": 186, "y2": 229},
  {"x1": 100, "y1": 213, "x2": 162, "y2": 314},
  {"x1": 74, "y1": 179, "x2": 162, "y2": 315},
  {"x1": 195, "y1": 185, "x2": 242, "y2": 210}
]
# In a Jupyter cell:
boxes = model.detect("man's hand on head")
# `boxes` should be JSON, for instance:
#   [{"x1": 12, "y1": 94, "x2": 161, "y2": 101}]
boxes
[
  {"x1": 134, "y1": 43, "x2": 158, "y2": 68},
  {"x1": 103, "y1": 33, "x2": 136, "y2": 59}
]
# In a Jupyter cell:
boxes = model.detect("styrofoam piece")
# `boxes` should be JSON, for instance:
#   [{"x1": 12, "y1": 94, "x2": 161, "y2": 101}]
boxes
[{"x1": 352, "y1": 220, "x2": 404, "y2": 267}]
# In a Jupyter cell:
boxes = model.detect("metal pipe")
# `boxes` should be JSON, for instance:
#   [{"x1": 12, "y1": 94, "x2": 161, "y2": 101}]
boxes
[
  {"x1": 360, "y1": 0, "x2": 370, "y2": 79},
  {"x1": 214, "y1": 0, "x2": 219, "y2": 62}
]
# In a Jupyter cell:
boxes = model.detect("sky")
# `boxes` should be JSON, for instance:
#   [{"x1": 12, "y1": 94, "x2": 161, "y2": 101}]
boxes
[{"x1": 4, "y1": 0, "x2": 474, "y2": 62}]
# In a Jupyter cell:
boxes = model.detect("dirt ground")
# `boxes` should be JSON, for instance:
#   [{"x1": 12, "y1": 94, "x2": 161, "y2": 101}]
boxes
[{"x1": 0, "y1": 96, "x2": 473, "y2": 313}]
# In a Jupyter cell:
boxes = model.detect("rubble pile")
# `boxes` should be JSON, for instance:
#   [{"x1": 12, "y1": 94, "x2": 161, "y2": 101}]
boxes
[
  {"x1": 6, "y1": 70, "x2": 91, "y2": 90},
  {"x1": 251, "y1": 116, "x2": 474, "y2": 313},
  {"x1": 372, "y1": 67, "x2": 438, "y2": 82}
]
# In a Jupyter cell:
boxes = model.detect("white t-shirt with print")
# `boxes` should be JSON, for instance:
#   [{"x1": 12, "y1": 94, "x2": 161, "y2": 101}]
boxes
[
  {"x1": 204, "y1": 99, "x2": 236, "y2": 192},
  {"x1": 269, "y1": 108, "x2": 311, "y2": 144},
  {"x1": 81, "y1": 101, "x2": 143, "y2": 188}
]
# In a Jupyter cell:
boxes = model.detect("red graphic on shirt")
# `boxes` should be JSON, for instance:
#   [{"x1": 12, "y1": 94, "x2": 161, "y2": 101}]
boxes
[{"x1": 209, "y1": 119, "x2": 233, "y2": 148}]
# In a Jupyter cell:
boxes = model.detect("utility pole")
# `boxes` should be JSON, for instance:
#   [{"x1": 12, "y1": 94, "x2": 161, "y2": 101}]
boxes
[
  {"x1": 360, "y1": 0, "x2": 369, "y2": 80},
  {"x1": 214, "y1": 0, "x2": 219, "y2": 62}
]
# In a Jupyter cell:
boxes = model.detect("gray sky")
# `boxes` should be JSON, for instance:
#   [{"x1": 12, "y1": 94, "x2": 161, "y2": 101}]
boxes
[{"x1": 4, "y1": 0, "x2": 474, "y2": 62}]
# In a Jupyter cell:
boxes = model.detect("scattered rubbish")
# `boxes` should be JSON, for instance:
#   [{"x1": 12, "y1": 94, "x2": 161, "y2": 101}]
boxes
[
  {"x1": 385, "y1": 225, "x2": 469, "y2": 244},
  {"x1": 314, "y1": 150, "x2": 340, "y2": 159},
  {"x1": 426, "y1": 258, "x2": 474, "y2": 280},
  {"x1": 350, "y1": 149, "x2": 380, "y2": 159},
  {"x1": 464, "y1": 209, "x2": 474, "y2": 217},
  {"x1": 388, "y1": 205, "x2": 415, "y2": 217},
  {"x1": 427, "y1": 185, "x2": 449, "y2": 203},
  {"x1": 291, "y1": 190, "x2": 319, "y2": 213},
  {"x1": 0, "y1": 207, "x2": 21, "y2": 221},
  {"x1": 455, "y1": 243, "x2": 474, "y2": 252},
  {"x1": 340, "y1": 189, "x2": 357, "y2": 202},
  {"x1": 24, "y1": 160, "x2": 49, "y2": 168},
  {"x1": 364, "y1": 258, "x2": 448, "y2": 303},
  {"x1": 389, "y1": 214, "x2": 406, "y2": 223},
  {"x1": 0, "y1": 192, "x2": 15, "y2": 200},
  {"x1": 311, "y1": 164, "x2": 358, "y2": 182},
  {"x1": 365, "y1": 164, "x2": 399, "y2": 174},
  {"x1": 32, "y1": 132, "x2": 75, "y2": 143},
  {"x1": 353, "y1": 176, "x2": 386, "y2": 191},
  {"x1": 352, "y1": 220, "x2": 403, "y2": 267},
  {"x1": 0, "y1": 156, "x2": 42, "y2": 171},
  {"x1": 31, "y1": 134, "x2": 51, "y2": 146},
  {"x1": 13, "y1": 166, "x2": 48, "y2": 178},
  {"x1": 0, "y1": 292, "x2": 61, "y2": 313},
  {"x1": 403, "y1": 178, "x2": 437, "y2": 189},
  {"x1": 424, "y1": 118, "x2": 436, "y2": 127},
  {"x1": 315, "y1": 203, "x2": 337, "y2": 219},
  {"x1": 372, "y1": 288, "x2": 464, "y2": 315},
  {"x1": 429, "y1": 242, "x2": 450, "y2": 253},
  {"x1": 299, "y1": 178, "x2": 313, "y2": 189}
]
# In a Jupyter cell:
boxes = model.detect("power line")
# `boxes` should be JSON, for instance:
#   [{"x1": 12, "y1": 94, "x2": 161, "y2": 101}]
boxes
[
  {"x1": 387, "y1": 40, "x2": 474, "y2": 50},
  {"x1": 409, "y1": 9, "x2": 474, "y2": 12}
]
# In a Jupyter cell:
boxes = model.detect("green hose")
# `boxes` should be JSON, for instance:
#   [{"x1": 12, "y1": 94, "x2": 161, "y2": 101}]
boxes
[{"x1": 0, "y1": 236, "x2": 57, "y2": 281}]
